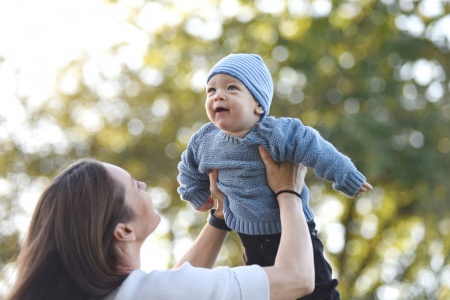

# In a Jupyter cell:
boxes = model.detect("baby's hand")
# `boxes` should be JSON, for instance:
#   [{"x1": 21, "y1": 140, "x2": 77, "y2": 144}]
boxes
[
  {"x1": 196, "y1": 196, "x2": 215, "y2": 212},
  {"x1": 356, "y1": 181, "x2": 373, "y2": 196}
]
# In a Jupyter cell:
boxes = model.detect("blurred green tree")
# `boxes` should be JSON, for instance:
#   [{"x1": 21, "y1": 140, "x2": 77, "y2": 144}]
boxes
[{"x1": 1, "y1": 0, "x2": 449, "y2": 299}]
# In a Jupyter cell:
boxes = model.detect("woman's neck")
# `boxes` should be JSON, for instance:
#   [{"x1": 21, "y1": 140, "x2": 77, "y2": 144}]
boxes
[{"x1": 114, "y1": 241, "x2": 142, "y2": 274}]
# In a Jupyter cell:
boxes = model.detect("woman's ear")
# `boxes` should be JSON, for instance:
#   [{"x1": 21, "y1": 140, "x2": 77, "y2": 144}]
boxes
[
  {"x1": 114, "y1": 223, "x2": 136, "y2": 242},
  {"x1": 255, "y1": 105, "x2": 264, "y2": 115}
]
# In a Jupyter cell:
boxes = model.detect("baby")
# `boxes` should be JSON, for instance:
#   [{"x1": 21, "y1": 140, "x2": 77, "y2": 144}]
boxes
[{"x1": 178, "y1": 53, "x2": 372, "y2": 298}]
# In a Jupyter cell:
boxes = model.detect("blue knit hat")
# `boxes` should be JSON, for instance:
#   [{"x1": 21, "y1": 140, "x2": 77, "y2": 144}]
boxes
[{"x1": 207, "y1": 54, "x2": 273, "y2": 119}]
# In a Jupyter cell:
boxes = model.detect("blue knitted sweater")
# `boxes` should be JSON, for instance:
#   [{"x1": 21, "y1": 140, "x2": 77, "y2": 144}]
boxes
[{"x1": 177, "y1": 117, "x2": 366, "y2": 235}]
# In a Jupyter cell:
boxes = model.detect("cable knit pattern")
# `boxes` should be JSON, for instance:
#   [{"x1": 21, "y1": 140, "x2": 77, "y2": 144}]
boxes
[{"x1": 177, "y1": 116, "x2": 366, "y2": 235}]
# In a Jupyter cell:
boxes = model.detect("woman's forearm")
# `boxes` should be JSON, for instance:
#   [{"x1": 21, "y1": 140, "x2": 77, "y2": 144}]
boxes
[
  {"x1": 276, "y1": 194, "x2": 314, "y2": 275},
  {"x1": 174, "y1": 222, "x2": 228, "y2": 269},
  {"x1": 264, "y1": 193, "x2": 315, "y2": 299}
]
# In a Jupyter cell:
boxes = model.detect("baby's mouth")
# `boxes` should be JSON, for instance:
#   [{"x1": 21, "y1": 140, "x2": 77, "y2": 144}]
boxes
[{"x1": 215, "y1": 107, "x2": 229, "y2": 113}]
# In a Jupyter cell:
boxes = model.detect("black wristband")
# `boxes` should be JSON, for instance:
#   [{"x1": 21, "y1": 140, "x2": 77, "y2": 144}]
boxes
[
  {"x1": 208, "y1": 209, "x2": 232, "y2": 231},
  {"x1": 274, "y1": 190, "x2": 302, "y2": 199}
]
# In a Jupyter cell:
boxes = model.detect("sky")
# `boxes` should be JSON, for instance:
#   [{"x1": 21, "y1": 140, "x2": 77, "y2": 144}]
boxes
[
  {"x1": 0, "y1": 0, "x2": 124, "y2": 148},
  {"x1": 0, "y1": 0, "x2": 126, "y2": 108}
]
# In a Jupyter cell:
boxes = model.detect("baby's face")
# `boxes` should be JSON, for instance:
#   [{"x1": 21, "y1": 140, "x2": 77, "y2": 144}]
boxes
[{"x1": 205, "y1": 73, "x2": 263, "y2": 138}]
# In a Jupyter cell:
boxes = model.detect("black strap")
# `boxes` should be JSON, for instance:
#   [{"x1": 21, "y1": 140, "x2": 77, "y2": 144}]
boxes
[
  {"x1": 208, "y1": 209, "x2": 232, "y2": 231},
  {"x1": 274, "y1": 190, "x2": 302, "y2": 199}
]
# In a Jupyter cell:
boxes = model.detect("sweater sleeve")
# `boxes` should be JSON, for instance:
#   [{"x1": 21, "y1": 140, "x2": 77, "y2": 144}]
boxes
[
  {"x1": 105, "y1": 263, "x2": 270, "y2": 300},
  {"x1": 177, "y1": 132, "x2": 211, "y2": 209},
  {"x1": 272, "y1": 118, "x2": 366, "y2": 197}
]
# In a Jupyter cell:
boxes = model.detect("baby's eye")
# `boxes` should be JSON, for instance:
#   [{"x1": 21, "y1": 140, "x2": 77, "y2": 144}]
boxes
[
  {"x1": 228, "y1": 85, "x2": 237, "y2": 91},
  {"x1": 207, "y1": 87, "x2": 216, "y2": 94}
]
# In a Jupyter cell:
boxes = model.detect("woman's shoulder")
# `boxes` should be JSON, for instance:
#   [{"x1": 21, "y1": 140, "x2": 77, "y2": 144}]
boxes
[{"x1": 105, "y1": 263, "x2": 269, "y2": 300}]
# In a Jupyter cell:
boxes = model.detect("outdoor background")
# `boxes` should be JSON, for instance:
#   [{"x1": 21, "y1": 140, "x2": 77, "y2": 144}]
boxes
[{"x1": 0, "y1": 0, "x2": 449, "y2": 299}]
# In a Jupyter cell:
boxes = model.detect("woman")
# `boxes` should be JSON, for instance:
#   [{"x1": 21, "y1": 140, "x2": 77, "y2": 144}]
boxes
[{"x1": 7, "y1": 146, "x2": 314, "y2": 300}]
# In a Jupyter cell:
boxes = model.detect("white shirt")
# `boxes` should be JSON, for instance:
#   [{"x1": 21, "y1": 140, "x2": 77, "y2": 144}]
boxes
[{"x1": 105, "y1": 262, "x2": 269, "y2": 300}]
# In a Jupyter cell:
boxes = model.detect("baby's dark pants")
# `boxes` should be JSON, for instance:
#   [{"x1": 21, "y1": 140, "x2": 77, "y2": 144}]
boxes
[{"x1": 238, "y1": 220, "x2": 340, "y2": 300}]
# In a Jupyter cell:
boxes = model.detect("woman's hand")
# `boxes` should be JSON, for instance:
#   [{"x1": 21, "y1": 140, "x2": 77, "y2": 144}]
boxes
[
  {"x1": 208, "y1": 169, "x2": 225, "y2": 219},
  {"x1": 196, "y1": 197, "x2": 215, "y2": 212},
  {"x1": 258, "y1": 145, "x2": 307, "y2": 195}
]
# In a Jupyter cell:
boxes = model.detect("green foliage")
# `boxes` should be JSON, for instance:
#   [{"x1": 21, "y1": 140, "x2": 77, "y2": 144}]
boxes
[{"x1": 1, "y1": 0, "x2": 449, "y2": 298}]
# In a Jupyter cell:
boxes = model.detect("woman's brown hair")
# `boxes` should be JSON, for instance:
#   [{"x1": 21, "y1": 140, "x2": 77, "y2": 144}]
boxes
[{"x1": 7, "y1": 159, "x2": 135, "y2": 300}]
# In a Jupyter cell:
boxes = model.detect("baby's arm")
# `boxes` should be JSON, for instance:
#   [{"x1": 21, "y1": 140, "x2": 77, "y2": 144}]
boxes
[
  {"x1": 280, "y1": 118, "x2": 369, "y2": 197},
  {"x1": 177, "y1": 137, "x2": 211, "y2": 210}
]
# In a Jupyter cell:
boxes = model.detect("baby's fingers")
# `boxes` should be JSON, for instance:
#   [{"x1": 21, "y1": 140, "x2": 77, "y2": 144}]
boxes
[{"x1": 363, "y1": 182, "x2": 373, "y2": 190}]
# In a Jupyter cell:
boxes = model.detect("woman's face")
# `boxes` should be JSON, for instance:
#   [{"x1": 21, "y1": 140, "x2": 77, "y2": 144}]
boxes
[{"x1": 104, "y1": 163, "x2": 161, "y2": 241}]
